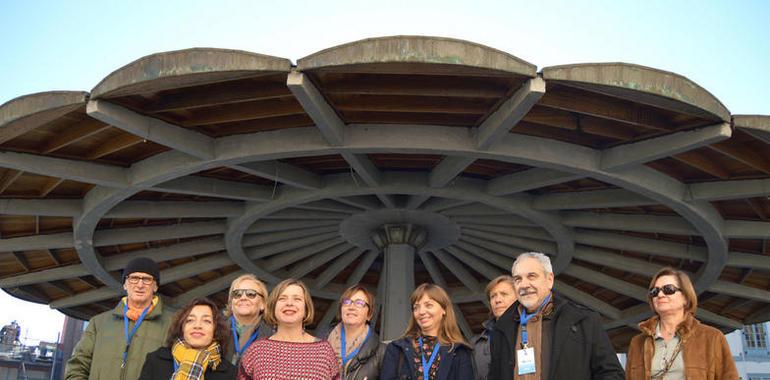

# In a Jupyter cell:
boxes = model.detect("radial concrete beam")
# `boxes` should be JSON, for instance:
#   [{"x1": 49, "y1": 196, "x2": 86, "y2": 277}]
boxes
[
  {"x1": 572, "y1": 229, "x2": 707, "y2": 262},
  {"x1": 295, "y1": 199, "x2": 361, "y2": 214},
  {"x1": 418, "y1": 251, "x2": 473, "y2": 339},
  {"x1": 452, "y1": 214, "x2": 534, "y2": 227},
  {"x1": 106, "y1": 200, "x2": 243, "y2": 218},
  {"x1": 0, "y1": 232, "x2": 73, "y2": 251},
  {"x1": 171, "y1": 271, "x2": 245, "y2": 307},
  {"x1": 0, "y1": 199, "x2": 81, "y2": 217},
  {"x1": 87, "y1": 100, "x2": 215, "y2": 159},
  {"x1": 443, "y1": 203, "x2": 511, "y2": 217},
  {"x1": 687, "y1": 178, "x2": 770, "y2": 201},
  {"x1": 94, "y1": 221, "x2": 226, "y2": 247},
  {"x1": 532, "y1": 189, "x2": 657, "y2": 210},
  {"x1": 246, "y1": 219, "x2": 340, "y2": 234},
  {"x1": 434, "y1": 249, "x2": 482, "y2": 292},
  {"x1": 280, "y1": 75, "x2": 392, "y2": 203},
  {"x1": 291, "y1": 246, "x2": 362, "y2": 279},
  {"x1": 422, "y1": 198, "x2": 471, "y2": 212},
  {"x1": 263, "y1": 209, "x2": 347, "y2": 220},
  {"x1": 0, "y1": 150, "x2": 128, "y2": 187},
  {"x1": 262, "y1": 238, "x2": 346, "y2": 271},
  {"x1": 477, "y1": 76, "x2": 546, "y2": 150},
  {"x1": 562, "y1": 265, "x2": 648, "y2": 301},
  {"x1": 600, "y1": 123, "x2": 731, "y2": 171},
  {"x1": 561, "y1": 212, "x2": 697, "y2": 235},
  {"x1": 555, "y1": 280, "x2": 622, "y2": 320},
  {"x1": 429, "y1": 157, "x2": 476, "y2": 188},
  {"x1": 314, "y1": 248, "x2": 371, "y2": 288},
  {"x1": 0, "y1": 237, "x2": 225, "y2": 288},
  {"x1": 287, "y1": 71, "x2": 345, "y2": 146},
  {"x1": 51, "y1": 254, "x2": 235, "y2": 308},
  {"x1": 153, "y1": 176, "x2": 274, "y2": 201},
  {"x1": 315, "y1": 249, "x2": 379, "y2": 330},
  {"x1": 445, "y1": 246, "x2": 503, "y2": 280},
  {"x1": 332, "y1": 195, "x2": 381, "y2": 210},
  {"x1": 246, "y1": 234, "x2": 342, "y2": 260},
  {"x1": 234, "y1": 160, "x2": 322, "y2": 190},
  {"x1": 454, "y1": 240, "x2": 514, "y2": 271},
  {"x1": 242, "y1": 226, "x2": 339, "y2": 248},
  {"x1": 487, "y1": 168, "x2": 582, "y2": 196},
  {"x1": 723, "y1": 220, "x2": 770, "y2": 239}
]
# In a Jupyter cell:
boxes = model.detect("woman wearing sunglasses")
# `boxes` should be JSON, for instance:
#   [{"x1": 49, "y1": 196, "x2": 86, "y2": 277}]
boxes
[
  {"x1": 323, "y1": 284, "x2": 384, "y2": 380},
  {"x1": 380, "y1": 283, "x2": 473, "y2": 380},
  {"x1": 626, "y1": 267, "x2": 738, "y2": 379},
  {"x1": 225, "y1": 274, "x2": 273, "y2": 365}
]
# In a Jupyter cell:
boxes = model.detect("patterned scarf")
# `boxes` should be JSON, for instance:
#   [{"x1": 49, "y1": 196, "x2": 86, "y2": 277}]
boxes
[
  {"x1": 171, "y1": 338, "x2": 222, "y2": 380},
  {"x1": 122, "y1": 296, "x2": 158, "y2": 321}
]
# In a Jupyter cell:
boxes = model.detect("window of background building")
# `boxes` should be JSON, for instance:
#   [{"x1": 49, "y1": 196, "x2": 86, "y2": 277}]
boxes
[
  {"x1": 748, "y1": 374, "x2": 770, "y2": 380},
  {"x1": 744, "y1": 324, "x2": 769, "y2": 350}
]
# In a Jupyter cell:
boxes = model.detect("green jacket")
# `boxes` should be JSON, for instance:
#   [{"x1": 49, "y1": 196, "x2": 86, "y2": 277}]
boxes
[{"x1": 64, "y1": 298, "x2": 172, "y2": 380}]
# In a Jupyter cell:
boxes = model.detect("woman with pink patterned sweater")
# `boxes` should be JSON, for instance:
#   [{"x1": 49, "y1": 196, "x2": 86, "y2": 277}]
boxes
[{"x1": 237, "y1": 279, "x2": 339, "y2": 380}]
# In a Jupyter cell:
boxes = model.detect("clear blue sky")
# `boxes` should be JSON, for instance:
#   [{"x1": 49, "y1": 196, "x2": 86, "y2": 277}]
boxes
[{"x1": 0, "y1": 0, "x2": 769, "y2": 341}]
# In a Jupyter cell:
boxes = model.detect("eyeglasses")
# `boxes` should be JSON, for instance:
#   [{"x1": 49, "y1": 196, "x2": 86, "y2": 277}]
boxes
[
  {"x1": 342, "y1": 298, "x2": 369, "y2": 309},
  {"x1": 231, "y1": 289, "x2": 261, "y2": 300},
  {"x1": 649, "y1": 284, "x2": 681, "y2": 298},
  {"x1": 126, "y1": 275, "x2": 154, "y2": 285}
]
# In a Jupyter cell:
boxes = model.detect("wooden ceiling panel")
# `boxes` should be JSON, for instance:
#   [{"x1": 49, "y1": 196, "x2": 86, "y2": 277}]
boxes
[
  {"x1": 342, "y1": 111, "x2": 479, "y2": 126},
  {"x1": 189, "y1": 114, "x2": 314, "y2": 137},
  {"x1": 282, "y1": 155, "x2": 349, "y2": 175},
  {"x1": 462, "y1": 159, "x2": 530, "y2": 179},
  {"x1": 368, "y1": 153, "x2": 441, "y2": 171},
  {"x1": 316, "y1": 72, "x2": 517, "y2": 99}
]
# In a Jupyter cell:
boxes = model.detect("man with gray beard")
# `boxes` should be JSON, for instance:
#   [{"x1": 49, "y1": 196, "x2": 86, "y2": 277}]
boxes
[{"x1": 488, "y1": 252, "x2": 624, "y2": 380}]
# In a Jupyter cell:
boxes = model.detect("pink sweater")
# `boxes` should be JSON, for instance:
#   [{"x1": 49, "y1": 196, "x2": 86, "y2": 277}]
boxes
[{"x1": 238, "y1": 339, "x2": 340, "y2": 380}]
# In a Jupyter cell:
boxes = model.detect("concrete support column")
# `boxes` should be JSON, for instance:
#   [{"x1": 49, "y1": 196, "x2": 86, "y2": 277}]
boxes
[
  {"x1": 381, "y1": 243, "x2": 415, "y2": 340},
  {"x1": 373, "y1": 224, "x2": 426, "y2": 341}
]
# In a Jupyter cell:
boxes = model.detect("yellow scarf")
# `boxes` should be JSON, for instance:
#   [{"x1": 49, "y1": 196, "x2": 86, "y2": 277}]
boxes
[
  {"x1": 122, "y1": 296, "x2": 158, "y2": 321},
  {"x1": 171, "y1": 339, "x2": 222, "y2": 380}
]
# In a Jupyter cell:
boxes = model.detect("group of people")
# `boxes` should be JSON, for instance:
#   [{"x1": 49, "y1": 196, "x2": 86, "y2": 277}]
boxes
[{"x1": 63, "y1": 252, "x2": 740, "y2": 380}]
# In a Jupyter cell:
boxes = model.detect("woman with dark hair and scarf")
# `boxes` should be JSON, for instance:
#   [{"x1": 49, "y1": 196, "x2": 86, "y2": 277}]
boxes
[{"x1": 139, "y1": 298, "x2": 236, "y2": 380}]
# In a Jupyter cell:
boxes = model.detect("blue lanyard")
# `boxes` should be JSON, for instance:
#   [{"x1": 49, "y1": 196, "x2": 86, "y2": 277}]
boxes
[
  {"x1": 122, "y1": 302, "x2": 152, "y2": 368},
  {"x1": 231, "y1": 316, "x2": 259, "y2": 357},
  {"x1": 173, "y1": 360, "x2": 179, "y2": 372},
  {"x1": 418, "y1": 336, "x2": 440, "y2": 380},
  {"x1": 341, "y1": 325, "x2": 371, "y2": 368},
  {"x1": 519, "y1": 293, "x2": 551, "y2": 347}
]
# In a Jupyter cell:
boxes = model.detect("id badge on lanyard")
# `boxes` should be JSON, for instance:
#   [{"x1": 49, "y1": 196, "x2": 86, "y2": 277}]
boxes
[{"x1": 517, "y1": 347, "x2": 536, "y2": 375}]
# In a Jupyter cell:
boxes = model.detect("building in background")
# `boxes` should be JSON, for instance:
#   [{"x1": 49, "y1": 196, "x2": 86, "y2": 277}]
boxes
[{"x1": 729, "y1": 321, "x2": 770, "y2": 380}]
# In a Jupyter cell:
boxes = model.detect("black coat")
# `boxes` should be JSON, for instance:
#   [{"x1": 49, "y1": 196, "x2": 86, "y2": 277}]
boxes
[
  {"x1": 321, "y1": 323, "x2": 385, "y2": 380},
  {"x1": 488, "y1": 292, "x2": 624, "y2": 380},
  {"x1": 139, "y1": 347, "x2": 237, "y2": 380},
  {"x1": 380, "y1": 337, "x2": 474, "y2": 380}
]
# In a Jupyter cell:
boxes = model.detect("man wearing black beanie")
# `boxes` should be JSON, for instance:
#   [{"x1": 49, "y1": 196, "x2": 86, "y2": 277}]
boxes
[{"x1": 65, "y1": 257, "x2": 171, "y2": 380}]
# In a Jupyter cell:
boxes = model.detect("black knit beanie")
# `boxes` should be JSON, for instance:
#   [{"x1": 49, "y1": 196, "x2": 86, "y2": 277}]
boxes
[{"x1": 123, "y1": 257, "x2": 160, "y2": 284}]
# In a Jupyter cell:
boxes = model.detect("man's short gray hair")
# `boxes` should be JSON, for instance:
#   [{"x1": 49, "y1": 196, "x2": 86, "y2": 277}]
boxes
[{"x1": 511, "y1": 252, "x2": 553, "y2": 275}]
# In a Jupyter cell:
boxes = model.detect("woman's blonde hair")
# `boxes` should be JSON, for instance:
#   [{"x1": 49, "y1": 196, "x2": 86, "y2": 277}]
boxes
[
  {"x1": 263, "y1": 278, "x2": 315, "y2": 326},
  {"x1": 647, "y1": 267, "x2": 698, "y2": 316},
  {"x1": 225, "y1": 274, "x2": 269, "y2": 317},
  {"x1": 402, "y1": 283, "x2": 468, "y2": 346}
]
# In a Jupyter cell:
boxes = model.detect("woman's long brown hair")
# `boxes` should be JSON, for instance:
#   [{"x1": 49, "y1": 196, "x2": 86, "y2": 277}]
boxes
[{"x1": 402, "y1": 283, "x2": 468, "y2": 347}]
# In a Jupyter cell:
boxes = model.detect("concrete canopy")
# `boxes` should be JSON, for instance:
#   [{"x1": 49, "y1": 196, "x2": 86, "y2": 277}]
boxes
[{"x1": 1, "y1": 35, "x2": 769, "y2": 349}]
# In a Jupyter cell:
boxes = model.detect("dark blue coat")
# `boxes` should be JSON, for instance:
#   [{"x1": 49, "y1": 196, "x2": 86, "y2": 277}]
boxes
[{"x1": 380, "y1": 337, "x2": 474, "y2": 380}]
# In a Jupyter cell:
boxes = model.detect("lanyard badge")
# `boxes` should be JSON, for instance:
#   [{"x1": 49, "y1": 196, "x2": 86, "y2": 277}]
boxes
[
  {"x1": 122, "y1": 302, "x2": 152, "y2": 368},
  {"x1": 418, "y1": 336, "x2": 440, "y2": 380},
  {"x1": 516, "y1": 293, "x2": 551, "y2": 375},
  {"x1": 231, "y1": 316, "x2": 260, "y2": 358}
]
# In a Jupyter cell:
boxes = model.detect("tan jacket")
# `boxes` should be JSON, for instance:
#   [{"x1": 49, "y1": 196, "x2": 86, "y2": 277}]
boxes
[{"x1": 626, "y1": 314, "x2": 738, "y2": 380}]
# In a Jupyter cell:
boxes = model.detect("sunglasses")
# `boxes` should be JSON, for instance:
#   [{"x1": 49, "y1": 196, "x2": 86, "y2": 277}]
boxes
[
  {"x1": 231, "y1": 289, "x2": 262, "y2": 300},
  {"x1": 649, "y1": 284, "x2": 681, "y2": 298},
  {"x1": 342, "y1": 298, "x2": 369, "y2": 309}
]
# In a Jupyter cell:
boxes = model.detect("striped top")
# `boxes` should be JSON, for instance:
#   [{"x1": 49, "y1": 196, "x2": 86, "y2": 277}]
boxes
[{"x1": 237, "y1": 339, "x2": 340, "y2": 380}]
